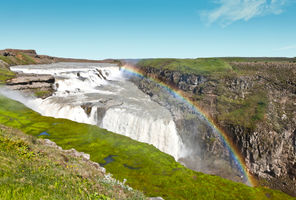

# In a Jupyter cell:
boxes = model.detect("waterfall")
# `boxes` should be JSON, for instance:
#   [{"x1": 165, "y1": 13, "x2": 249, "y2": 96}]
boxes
[
  {"x1": 101, "y1": 106, "x2": 183, "y2": 159},
  {"x1": 9, "y1": 62, "x2": 186, "y2": 160}
]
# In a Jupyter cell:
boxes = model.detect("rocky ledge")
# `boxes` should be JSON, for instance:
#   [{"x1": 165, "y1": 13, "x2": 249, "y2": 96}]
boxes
[{"x1": 6, "y1": 74, "x2": 55, "y2": 98}]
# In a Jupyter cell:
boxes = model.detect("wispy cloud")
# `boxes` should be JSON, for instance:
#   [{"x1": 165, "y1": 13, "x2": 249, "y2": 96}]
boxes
[
  {"x1": 273, "y1": 45, "x2": 296, "y2": 51},
  {"x1": 201, "y1": 0, "x2": 289, "y2": 27}
]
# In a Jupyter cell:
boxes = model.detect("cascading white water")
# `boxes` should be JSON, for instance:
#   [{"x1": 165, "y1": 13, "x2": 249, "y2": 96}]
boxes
[
  {"x1": 10, "y1": 62, "x2": 186, "y2": 160},
  {"x1": 102, "y1": 107, "x2": 181, "y2": 158}
]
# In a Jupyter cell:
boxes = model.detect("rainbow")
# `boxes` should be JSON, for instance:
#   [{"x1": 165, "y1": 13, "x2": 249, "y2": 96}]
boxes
[{"x1": 121, "y1": 64, "x2": 257, "y2": 187}]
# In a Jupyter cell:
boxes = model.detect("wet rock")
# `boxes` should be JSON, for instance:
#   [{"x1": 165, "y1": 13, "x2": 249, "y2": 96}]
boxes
[{"x1": 81, "y1": 103, "x2": 93, "y2": 116}]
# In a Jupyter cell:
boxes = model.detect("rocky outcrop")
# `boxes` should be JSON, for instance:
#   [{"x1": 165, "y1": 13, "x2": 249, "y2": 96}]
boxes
[
  {"x1": 6, "y1": 74, "x2": 55, "y2": 98},
  {"x1": 0, "y1": 60, "x2": 9, "y2": 68},
  {"x1": 43, "y1": 139, "x2": 92, "y2": 162},
  {"x1": 140, "y1": 67, "x2": 208, "y2": 93},
  {"x1": 6, "y1": 74, "x2": 54, "y2": 88},
  {"x1": 132, "y1": 62, "x2": 296, "y2": 196},
  {"x1": 0, "y1": 49, "x2": 37, "y2": 57}
]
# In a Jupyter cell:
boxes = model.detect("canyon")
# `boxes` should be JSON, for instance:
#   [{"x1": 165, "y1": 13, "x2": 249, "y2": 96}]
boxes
[
  {"x1": 0, "y1": 49, "x2": 295, "y2": 199},
  {"x1": 6, "y1": 61, "x2": 253, "y2": 184},
  {"x1": 133, "y1": 58, "x2": 296, "y2": 196}
]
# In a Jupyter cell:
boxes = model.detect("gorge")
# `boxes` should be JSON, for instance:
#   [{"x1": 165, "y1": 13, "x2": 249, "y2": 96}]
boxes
[
  {"x1": 0, "y1": 50, "x2": 295, "y2": 199},
  {"x1": 6, "y1": 62, "x2": 246, "y2": 183}
]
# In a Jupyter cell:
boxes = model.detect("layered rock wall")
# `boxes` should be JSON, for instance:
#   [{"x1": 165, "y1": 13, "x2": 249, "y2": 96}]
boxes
[
  {"x1": 6, "y1": 74, "x2": 55, "y2": 98},
  {"x1": 132, "y1": 63, "x2": 296, "y2": 196}
]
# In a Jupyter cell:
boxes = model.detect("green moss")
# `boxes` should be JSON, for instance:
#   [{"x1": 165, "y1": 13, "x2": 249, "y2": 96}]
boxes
[
  {"x1": 0, "y1": 67, "x2": 15, "y2": 84},
  {"x1": 0, "y1": 95, "x2": 293, "y2": 200},
  {"x1": 34, "y1": 90, "x2": 52, "y2": 98},
  {"x1": 137, "y1": 58, "x2": 233, "y2": 76}
]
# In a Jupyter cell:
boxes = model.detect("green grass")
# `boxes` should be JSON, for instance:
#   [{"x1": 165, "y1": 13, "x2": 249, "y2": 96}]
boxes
[
  {"x1": 0, "y1": 55, "x2": 15, "y2": 65},
  {"x1": 0, "y1": 67, "x2": 15, "y2": 84},
  {"x1": 0, "y1": 95, "x2": 294, "y2": 200},
  {"x1": 137, "y1": 58, "x2": 233, "y2": 76},
  {"x1": 34, "y1": 89, "x2": 52, "y2": 98},
  {"x1": 0, "y1": 52, "x2": 38, "y2": 84},
  {"x1": 217, "y1": 90, "x2": 268, "y2": 128},
  {"x1": 0, "y1": 126, "x2": 145, "y2": 200},
  {"x1": 0, "y1": 53, "x2": 37, "y2": 66}
]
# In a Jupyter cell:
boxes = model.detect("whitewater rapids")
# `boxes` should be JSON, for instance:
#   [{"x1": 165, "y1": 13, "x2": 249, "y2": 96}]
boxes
[{"x1": 10, "y1": 62, "x2": 186, "y2": 160}]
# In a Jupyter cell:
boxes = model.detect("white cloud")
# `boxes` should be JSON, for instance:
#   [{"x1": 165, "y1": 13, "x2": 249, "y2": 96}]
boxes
[{"x1": 201, "y1": 0, "x2": 288, "y2": 26}]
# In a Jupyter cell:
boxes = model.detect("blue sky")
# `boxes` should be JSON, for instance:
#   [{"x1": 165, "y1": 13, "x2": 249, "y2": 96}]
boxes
[{"x1": 0, "y1": 0, "x2": 296, "y2": 59}]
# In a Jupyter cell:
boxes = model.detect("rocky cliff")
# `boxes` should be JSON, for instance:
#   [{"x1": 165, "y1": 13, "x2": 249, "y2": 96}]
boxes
[{"x1": 130, "y1": 59, "x2": 296, "y2": 196}]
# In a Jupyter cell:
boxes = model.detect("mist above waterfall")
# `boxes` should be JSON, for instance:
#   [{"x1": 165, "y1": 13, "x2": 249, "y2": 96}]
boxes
[{"x1": 0, "y1": 87, "x2": 41, "y2": 112}]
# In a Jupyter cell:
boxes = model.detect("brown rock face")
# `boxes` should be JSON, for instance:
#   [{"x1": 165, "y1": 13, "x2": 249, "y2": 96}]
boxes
[
  {"x1": 7, "y1": 75, "x2": 54, "y2": 86},
  {"x1": 6, "y1": 74, "x2": 55, "y2": 98}
]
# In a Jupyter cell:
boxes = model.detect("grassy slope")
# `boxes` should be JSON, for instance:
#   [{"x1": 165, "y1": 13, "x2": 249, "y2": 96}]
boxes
[
  {"x1": 0, "y1": 52, "x2": 39, "y2": 84},
  {"x1": 0, "y1": 53, "x2": 37, "y2": 66},
  {"x1": 0, "y1": 95, "x2": 294, "y2": 200},
  {"x1": 216, "y1": 90, "x2": 268, "y2": 128},
  {"x1": 0, "y1": 67, "x2": 15, "y2": 84},
  {"x1": 0, "y1": 125, "x2": 145, "y2": 200}
]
